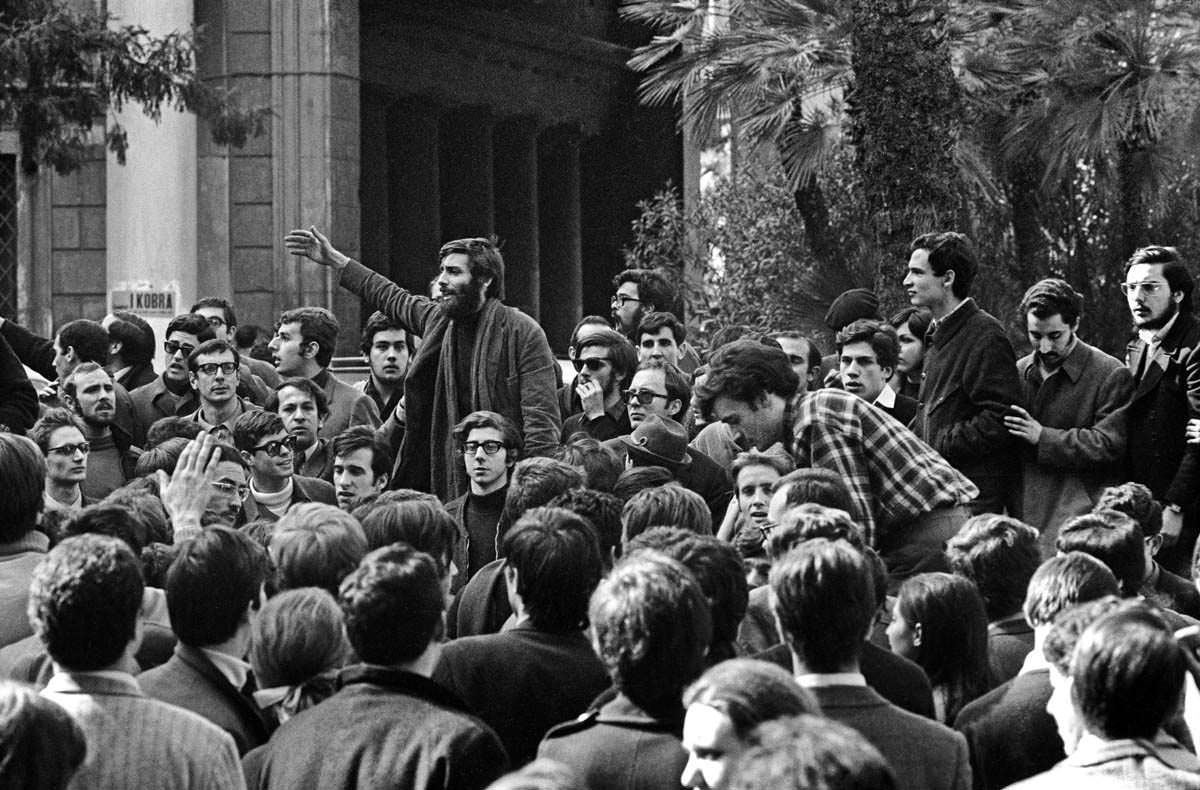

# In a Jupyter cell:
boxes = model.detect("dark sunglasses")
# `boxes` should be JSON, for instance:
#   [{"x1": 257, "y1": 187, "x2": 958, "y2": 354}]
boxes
[
  {"x1": 573, "y1": 357, "x2": 611, "y2": 372},
  {"x1": 624, "y1": 388, "x2": 669, "y2": 406},
  {"x1": 164, "y1": 340, "x2": 196, "y2": 357},
  {"x1": 251, "y1": 435, "x2": 298, "y2": 457}
]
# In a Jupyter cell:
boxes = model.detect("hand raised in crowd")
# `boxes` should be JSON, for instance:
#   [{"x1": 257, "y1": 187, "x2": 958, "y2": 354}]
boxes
[
  {"x1": 156, "y1": 430, "x2": 222, "y2": 543},
  {"x1": 1187, "y1": 417, "x2": 1200, "y2": 445},
  {"x1": 1003, "y1": 404, "x2": 1043, "y2": 445},
  {"x1": 284, "y1": 225, "x2": 350, "y2": 271},
  {"x1": 576, "y1": 379, "x2": 606, "y2": 420}
]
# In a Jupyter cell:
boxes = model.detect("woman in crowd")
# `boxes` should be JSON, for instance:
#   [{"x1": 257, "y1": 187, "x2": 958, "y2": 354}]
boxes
[
  {"x1": 888, "y1": 572, "x2": 990, "y2": 723},
  {"x1": 887, "y1": 307, "x2": 932, "y2": 401}
]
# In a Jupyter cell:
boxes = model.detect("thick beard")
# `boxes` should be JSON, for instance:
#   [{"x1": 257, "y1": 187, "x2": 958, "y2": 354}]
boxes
[
  {"x1": 444, "y1": 277, "x2": 487, "y2": 319},
  {"x1": 1137, "y1": 299, "x2": 1179, "y2": 331}
]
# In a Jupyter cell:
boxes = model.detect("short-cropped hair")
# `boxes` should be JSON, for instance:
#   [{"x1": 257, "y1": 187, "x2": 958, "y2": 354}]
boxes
[
  {"x1": 270, "y1": 503, "x2": 369, "y2": 596},
  {"x1": 1070, "y1": 602, "x2": 1184, "y2": 740},
  {"x1": 835, "y1": 319, "x2": 901, "y2": 371},
  {"x1": 727, "y1": 714, "x2": 896, "y2": 790},
  {"x1": 554, "y1": 435, "x2": 621, "y2": 493},
  {"x1": 165, "y1": 526, "x2": 271, "y2": 647},
  {"x1": 636, "y1": 358, "x2": 693, "y2": 410},
  {"x1": 0, "y1": 679, "x2": 87, "y2": 788},
  {"x1": 1094, "y1": 482, "x2": 1163, "y2": 538},
  {"x1": 547, "y1": 488, "x2": 624, "y2": 566},
  {"x1": 767, "y1": 504, "x2": 864, "y2": 561},
  {"x1": 911, "y1": 231, "x2": 977, "y2": 299},
  {"x1": 452, "y1": 410, "x2": 523, "y2": 459},
  {"x1": 249, "y1": 587, "x2": 349, "y2": 689},
  {"x1": 612, "y1": 465, "x2": 675, "y2": 503},
  {"x1": 503, "y1": 507, "x2": 603, "y2": 633},
  {"x1": 1056, "y1": 510, "x2": 1145, "y2": 596},
  {"x1": 590, "y1": 552, "x2": 712, "y2": 709},
  {"x1": 165, "y1": 313, "x2": 216, "y2": 344},
  {"x1": 621, "y1": 484, "x2": 712, "y2": 543},
  {"x1": 1020, "y1": 278, "x2": 1083, "y2": 327},
  {"x1": 771, "y1": 468, "x2": 854, "y2": 515},
  {"x1": 233, "y1": 409, "x2": 287, "y2": 453},
  {"x1": 0, "y1": 434, "x2": 45, "y2": 542},
  {"x1": 56, "y1": 319, "x2": 111, "y2": 365},
  {"x1": 277, "y1": 307, "x2": 339, "y2": 368},
  {"x1": 28, "y1": 407, "x2": 86, "y2": 456},
  {"x1": 145, "y1": 416, "x2": 204, "y2": 448},
  {"x1": 500, "y1": 458, "x2": 584, "y2": 536},
  {"x1": 627, "y1": 528, "x2": 748, "y2": 662},
  {"x1": 359, "y1": 311, "x2": 412, "y2": 357},
  {"x1": 1041, "y1": 595, "x2": 1125, "y2": 675},
  {"x1": 946, "y1": 514, "x2": 1041, "y2": 622},
  {"x1": 61, "y1": 361, "x2": 110, "y2": 401},
  {"x1": 730, "y1": 449, "x2": 795, "y2": 482},
  {"x1": 1023, "y1": 552, "x2": 1120, "y2": 628},
  {"x1": 339, "y1": 543, "x2": 445, "y2": 665},
  {"x1": 637, "y1": 311, "x2": 686, "y2": 344},
  {"x1": 355, "y1": 499, "x2": 459, "y2": 572},
  {"x1": 332, "y1": 426, "x2": 393, "y2": 480},
  {"x1": 682, "y1": 659, "x2": 818, "y2": 741},
  {"x1": 187, "y1": 338, "x2": 241, "y2": 373},
  {"x1": 274, "y1": 377, "x2": 329, "y2": 418},
  {"x1": 29, "y1": 534, "x2": 144, "y2": 671},
  {"x1": 771, "y1": 539, "x2": 874, "y2": 672},
  {"x1": 107, "y1": 312, "x2": 155, "y2": 366}
]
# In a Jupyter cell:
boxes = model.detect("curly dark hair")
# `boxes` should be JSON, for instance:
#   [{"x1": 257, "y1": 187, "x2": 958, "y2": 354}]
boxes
[
  {"x1": 694, "y1": 340, "x2": 799, "y2": 422},
  {"x1": 339, "y1": 543, "x2": 444, "y2": 665}
]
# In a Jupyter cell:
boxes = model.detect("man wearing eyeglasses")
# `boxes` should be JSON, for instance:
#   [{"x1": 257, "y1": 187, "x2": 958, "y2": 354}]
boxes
[
  {"x1": 231, "y1": 410, "x2": 336, "y2": 524},
  {"x1": 181, "y1": 339, "x2": 262, "y2": 443},
  {"x1": 284, "y1": 228, "x2": 560, "y2": 501},
  {"x1": 446, "y1": 411, "x2": 522, "y2": 582},
  {"x1": 560, "y1": 329, "x2": 637, "y2": 442},
  {"x1": 192, "y1": 296, "x2": 281, "y2": 392},
  {"x1": 129, "y1": 313, "x2": 214, "y2": 447},
  {"x1": 1123, "y1": 245, "x2": 1200, "y2": 570}
]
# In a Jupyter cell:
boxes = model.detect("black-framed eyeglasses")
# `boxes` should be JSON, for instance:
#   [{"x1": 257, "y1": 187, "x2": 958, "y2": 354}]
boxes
[
  {"x1": 251, "y1": 435, "x2": 298, "y2": 457},
  {"x1": 573, "y1": 357, "x2": 611, "y2": 372},
  {"x1": 164, "y1": 340, "x2": 196, "y2": 357},
  {"x1": 459, "y1": 440, "x2": 505, "y2": 456},
  {"x1": 203, "y1": 315, "x2": 227, "y2": 328},
  {"x1": 624, "y1": 388, "x2": 669, "y2": 406},
  {"x1": 195, "y1": 362, "x2": 238, "y2": 377},
  {"x1": 47, "y1": 441, "x2": 90, "y2": 457},
  {"x1": 611, "y1": 294, "x2": 641, "y2": 307},
  {"x1": 211, "y1": 480, "x2": 250, "y2": 499}
]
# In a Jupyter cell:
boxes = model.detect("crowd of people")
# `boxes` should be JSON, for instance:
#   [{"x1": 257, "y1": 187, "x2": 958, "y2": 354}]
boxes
[{"x1": 3, "y1": 228, "x2": 1200, "y2": 789}]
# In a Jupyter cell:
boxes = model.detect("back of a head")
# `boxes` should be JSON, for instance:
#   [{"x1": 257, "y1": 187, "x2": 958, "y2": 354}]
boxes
[
  {"x1": 773, "y1": 468, "x2": 854, "y2": 515},
  {"x1": 57, "y1": 319, "x2": 110, "y2": 365},
  {"x1": 895, "y1": 572, "x2": 989, "y2": 693},
  {"x1": 64, "y1": 504, "x2": 152, "y2": 555},
  {"x1": 250, "y1": 587, "x2": 349, "y2": 689},
  {"x1": 767, "y1": 504, "x2": 863, "y2": 561},
  {"x1": 133, "y1": 436, "x2": 191, "y2": 477},
  {"x1": 1094, "y1": 482, "x2": 1163, "y2": 538},
  {"x1": 611, "y1": 465, "x2": 674, "y2": 503},
  {"x1": 727, "y1": 714, "x2": 896, "y2": 790},
  {"x1": 339, "y1": 543, "x2": 445, "y2": 666},
  {"x1": 945, "y1": 514, "x2": 1040, "y2": 622},
  {"x1": 271, "y1": 503, "x2": 369, "y2": 596},
  {"x1": 502, "y1": 507, "x2": 603, "y2": 634},
  {"x1": 356, "y1": 499, "x2": 458, "y2": 572},
  {"x1": 165, "y1": 526, "x2": 270, "y2": 648},
  {"x1": 145, "y1": 416, "x2": 204, "y2": 449},
  {"x1": 621, "y1": 484, "x2": 712, "y2": 543},
  {"x1": 589, "y1": 552, "x2": 712, "y2": 711},
  {"x1": 0, "y1": 434, "x2": 45, "y2": 543},
  {"x1": 554, "y1": 436, "x2": 622, "y2": 493},
  {"x1": 770, "y1": 539, "x2": 874, "y2": 673},
  {"x1": 1070, "y1": 603, "x2": 1184, "y2": 740},
  {"x1": 1024, "y1": 552, "x2": 1121, "y2": 628},
  {"x1": 501, "y1": 458, "x2": 584, "y2": 534},
  {"x1": 682, "y1": 659, "x2": 818, "y2": 742},
  {"x1": 0, "y1": 680, "x2": 87, "y2": 790},
  {"x1": 628, "y1": 527, "x2": 748, "y2": 661},
  {"x1": 547, "y1": 488, "x2": 623, "y2": 567},
  {"x1": 1056, "y1": 510, "x2": 1144, "y2": 596},
  {"x1": 29, "y1": 534, "x2": 144, "y2": 671},
  {"x1": 99, "y1": 482, "x2": 171, "y2": 545}
]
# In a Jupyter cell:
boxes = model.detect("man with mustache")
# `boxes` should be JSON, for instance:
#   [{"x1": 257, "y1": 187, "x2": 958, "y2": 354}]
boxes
[
  {"x1": 284, "y1": 228, "x2": 560, "y2": 501},
  {"x1": 61, "y1": 362, "x2": 139, "y2": 499},
  {"x1": 1005, "y1": 279, "x2": 1132, "y2": 553},
  {"x1": 1123, "y1": 245, "x2": 1200, "y2": 570}
]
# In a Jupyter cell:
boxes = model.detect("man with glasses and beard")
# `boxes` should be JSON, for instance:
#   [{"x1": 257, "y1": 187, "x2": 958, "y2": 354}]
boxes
[
  {"x1": 1122, "y1": 245, "x2": 1200, "y2": 571},
  {"x1": 285, "y1": 228, "x2": 560, "y2": 501},
  {"x1": 561, "y1": 329, "x2": 637, "y2": 442},
  {"x1": 231, "y1": 411, "x2": 335, "y2": 524},
  {"x1": 62, "y1": 362, "x2": 139, "y2": 499}
]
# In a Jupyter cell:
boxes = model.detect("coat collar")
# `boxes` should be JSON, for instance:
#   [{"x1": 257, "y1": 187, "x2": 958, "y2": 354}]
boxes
[
  {"x1": 929, "y1": 298, "x2": 980, "y2": 347},
  {"x1": 337, "y1": 664, "x2": 473, "y2": 714}
]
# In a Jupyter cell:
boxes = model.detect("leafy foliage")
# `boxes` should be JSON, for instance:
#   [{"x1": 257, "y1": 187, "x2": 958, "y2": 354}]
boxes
[{"x1": 0, "y1": 0, "x2": 270, "y2": 174}]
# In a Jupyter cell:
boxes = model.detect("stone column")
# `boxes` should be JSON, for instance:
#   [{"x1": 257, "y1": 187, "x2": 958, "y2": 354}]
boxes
[
  {"x1": 106, "y1": 0, "x2": 197, "y2": 340},
  {"x1": 493, "y1": 116, "x2": 540, "y2": 317},
  {"x1": 439, "y1": 108, "x2": 494, "y2": 241},
  {"x1": 538, "y1": 124, "x2": 582, "y2": 353},
  {"x1": 387, "y1": 98, "x2": 442, "y2": 294}
]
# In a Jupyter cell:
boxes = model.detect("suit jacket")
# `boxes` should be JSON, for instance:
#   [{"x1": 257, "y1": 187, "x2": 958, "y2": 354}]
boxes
[
  {"x1": 1142, "y1": 560, "x2": 1200, "y2": 619},
  {"x1": 879, "y1": 391, "x2": 919, "y2": 426},
  {"x1": 538, "y1": 691, "x2": 687, "y2": 790},
  {"x1": 1006, "y1": 733, "x2": 1200, "y2": 790},
  {"x1": 138, "y1": 644, "x2": 273, "y2": 755},
  {"x1": 756, "y1": 642, "x2": 936, "y2": 720},
  {"x1": 42, "y1": 671, "x2": 246, "y2": 790},
  {"x1": 953, "y1": 668, "x2": 1060, "y2": 790},
  {"x1": 1015, "y1": 340, "x2": 1133, "y2": 549},
  {"x1": 0, "y1": 531, "x2": 47, "y2": 649},
  {"x1": 987, "y1": 615, "x2": 1035, "y2": 685},
  {"x1": 243, "y1": 665, "x2": 508, "y2": 790},
  {"x1": 812, "y1": 683, "x2": 971, "y2": 790},
  {"x1": 912, "y1": 299, "x2": 1021, "y2": 511},
  {"x1": 129, "y1": 375, "x2": 198, "y2": 447},
  {"x1": 602, "y1": 437, "x2": 734, "y2": 526},
  {"x1": 432, "y1": 624, "x2": 610, "y2": 766},
  {"x1": 238, "y1": 474, "x2": 337, "y2": 525},
  {"x1": 314, "y1": 368, "x2": 380, "y2": 440},
  {"x1": 1125, "y1": 310, "x2": 1200, "y2": 505}
]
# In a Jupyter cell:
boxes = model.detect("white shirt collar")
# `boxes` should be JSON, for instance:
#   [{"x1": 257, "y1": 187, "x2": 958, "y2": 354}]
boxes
[
  {"x1": 1018, "y1": 645, "x2": 1051, "y2": 676},
  {"x1": 795, "y1": 672, "x2": 867, "y2": 688},
  {"x1": 200, "y1": 647, "x2": 251, "y2": 691},
  {"x1": 873, "y1": 383, "x2": 897, "y2": 410}
]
